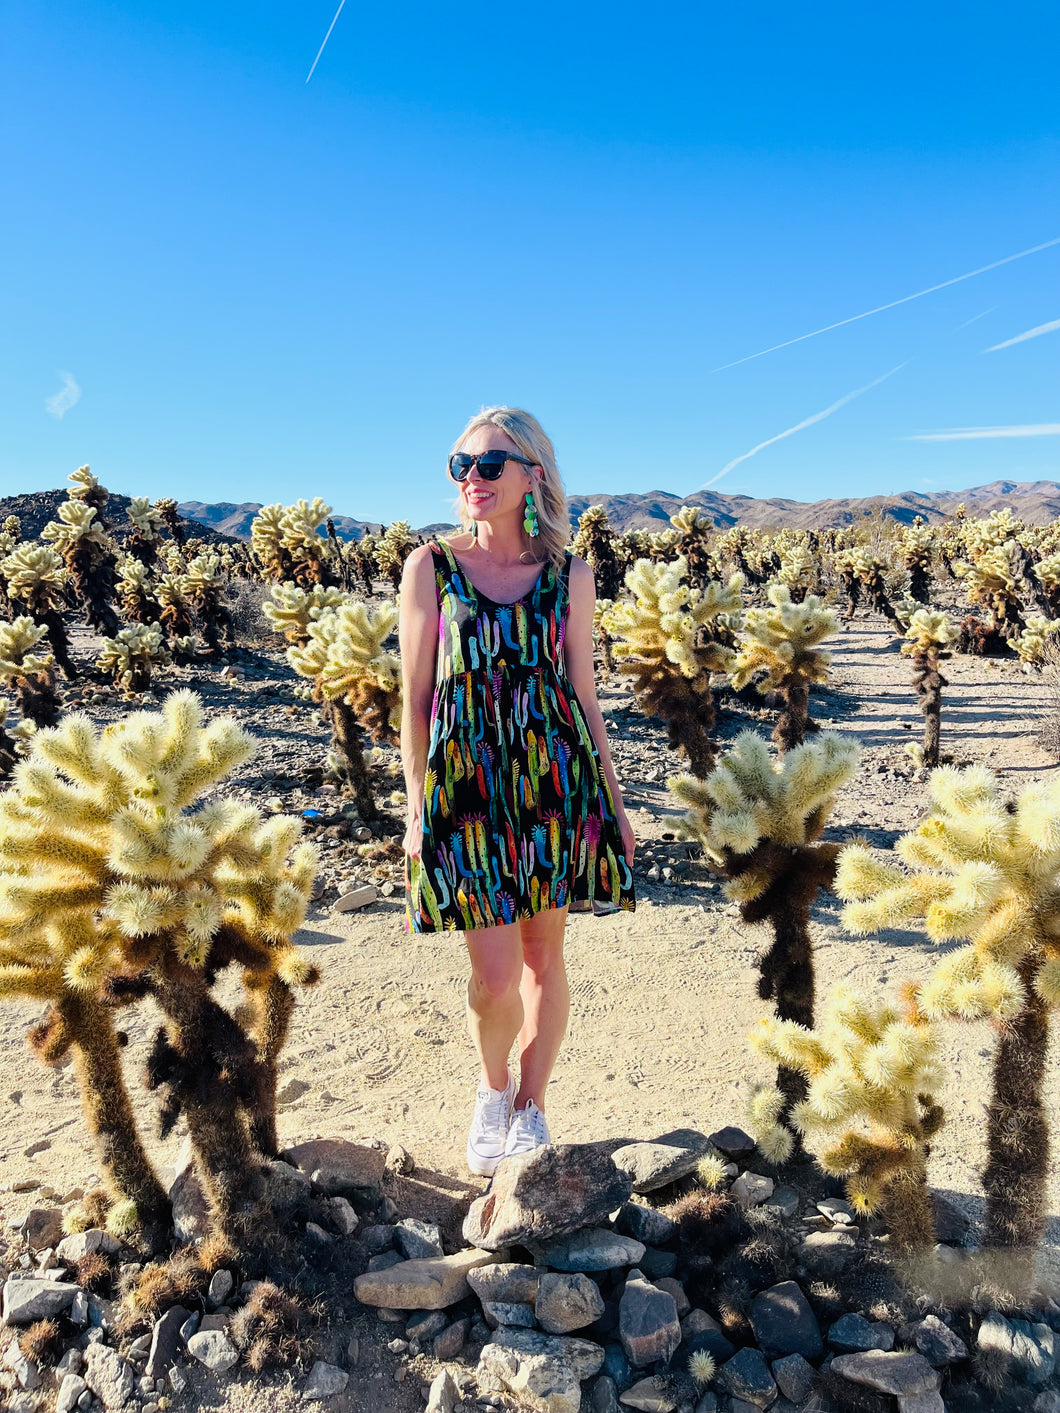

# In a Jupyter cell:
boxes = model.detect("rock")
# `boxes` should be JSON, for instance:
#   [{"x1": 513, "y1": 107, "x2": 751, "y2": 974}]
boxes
[
  {"x1": 354, "y1": 1247, "x2": 499, "y2": 1309},
  {"x1": 180, "y1": 1312, "x2": 201, "y2": 1344},
  {"x1": 69, "y1": 1289, "x2": 89, "y2": 1326},
  {"x1": 618, "y1": 1375, "x2": 680, "y2": 1410},
  {"x1": 674, "y1": 1321, "x2": 735, "y2": 1367},
  {"x1": 483, "y1": 1301, "x2": 537, "y2": 1329},
  {"x1": 385, "y1": 1144, "x2": 415, "y2": 1175},
  {"x1": 468, "y1": 1263, "x2": 541, "y2": 1305},
  {"x1": 1034, "y1": 1395, "x2": 1060, "y2": 1413},
  {"x1": 207, "y1": 1269, "x2": 234, "y2": 1310},
  {"x1": 765, "y1": 1188, "x2": 800, "y2": 1220},
  {"x1": 694, "y1": 1396, "x2": 717, "y2": 1413},
  {"x1": 426, "y1": 1368, "x2": 459, "y2": 1413},
  {"x1": 406, "y1": 1310, "x2": 448, "y2": 1341},
  {"x1": 772, "y1": 1352, "x2": 816, "y2": 1403},
  {"x1": 1009, "y1": 1319, "x2": 1056, "y2": 1386},
  {"x1": 592, "y1": 1372, "x2": 622, "y2": 1411},
  {"x1": 816, "y1": 1198, "x2": 855, "y2": 1225},
  {"x1": 897, "y1": 1314, "x2": 967, "y2": 1367},
  {"x1": 615, "y1": 1203, "x2": 675, "y2": 1247},
  {"x1": 394, "y1": 1218, "x2": 443, "y2": 1260},
  {"x1": 83, "y1": 1344, "x2": 136, "y2": 1409},
  {"x1": 329, "y1": 1196, "x2": 359, "y2": 1236},
  {"x1": 463, "y1": 1144, "x2": 634, "y2": 1250},
  {"x1": 56, "y1": 1374, "x2": 87, "y2": 1413},
  {"x1": 534, "y1": 1228, "x2": 646, "y2": 1272},
  {"x1": 1, "y1": 1277, "x2": 79, "y2": 1323},
  {"x1": 168, "y1": 1139, "x2": 211, "y2": 1245},
  {"x1": 619, "y1": 1270, "x2": 681, "y2": 1368},
  {"x1": 282, "y1": 1136, "x2": 379, "y2": 1198},
  {"x1": 610, "y1": 1130, "x2": 715, "y2": 1192},
  {"x1": 200, "y1": 1311, "x2": 232, "y2": 1333},
  {"x1": 479, "y1": 1329, "x2": 605, "y2": 1413},
  {"x1": 707, "y1": 1126, "x2": 755, "y2": 1158},
  {"x1": 303, "y1": 1360, "x2": 349, "y2": 1400},
  {"x1": 260, "y1": 1157, "x2": 312, "y2": 1211},
  {"x1": 715, "y1": 1346, "x2": 778, "y2": 1407},
  {"x1": 828, "y1": 1313, "x2": 895, "y2": 1352},
  {"x1": 831, "y1": 1350, "x2": 940, "y2": 1396},
  {"x1": 361, "y1": 1223, "x2": 396, "y2": 1254},
  {"x1": 276, "y1": 1078, "x2": 311, "y2": 1104},
  {"x1": 797, "y1": 1230, "x2": 859, "y2": 1276},
  {"x1": 931, "y1": 1193, "x2": 970, "y2": 1245},
  {"x1": 638, "y1": 1247, "x2": 677, "y2": 1280},
  {"x1": 536, "y1": 1272, "x2": 606, "y2": 1334},
  {"x1": 19, "y1": 1208, "x2": 63, "y2": 1250},
  {"x1": 146, "y1": 1304, "x2": 191, "y2": 1379},
  {"x1": 895, "y1": 1394, "x2": 945, "y2": 1413},
  {"x1": 186, "y1": 1329, "x2": 240, "y2": 1373},
  {"x1": 749, "y1": 1280, "x2": 823, "y2": 1360},
  {"x1": 333, "y1": 885, "x2": 379, "y2": 912},
  {"x1": 433, "y1": 1316, "x2": 470, "y2": 1359},
  {"x1": 655, "y1": 1278, "x2": 689, "y2": 1318},
  {"x1": 306, "y1": 1220, "x2": 332, "y2": 1246},
  {"x1": 3, "y1": 1341, "x2": 39, "y2": 1389},
  {"x1": 731, "y1": 1173, "x2": 774, "y2": 1208},
  {"x1": 57, "y1": 1349, "x2": 82, "y2": 1375}
]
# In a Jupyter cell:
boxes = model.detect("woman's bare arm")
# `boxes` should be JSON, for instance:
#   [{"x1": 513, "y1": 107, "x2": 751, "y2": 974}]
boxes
[
  {"x1": 563, "y1": 554, "x2": 635, "y2": 863},
  {"x1": 398, "y1": 545, "x2": 440, "y2": 857}
]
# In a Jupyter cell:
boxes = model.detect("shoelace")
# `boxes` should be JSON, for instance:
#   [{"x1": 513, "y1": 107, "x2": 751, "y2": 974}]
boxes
[
  {"x1": 475, "y1": 1087, "x2": 510, "y2": 1140},
  {"x1": 509, "y1": 1102, "x2": 549, "y2": 1147}
]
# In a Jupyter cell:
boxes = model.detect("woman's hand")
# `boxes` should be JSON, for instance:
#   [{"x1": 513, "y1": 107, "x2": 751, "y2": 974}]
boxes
[
  {"x1": 616, "y1": 807, "x2": 636, "y2": 867},
  {"x1": 403, "y1": 798, "x2": 424, "y2": 860}
]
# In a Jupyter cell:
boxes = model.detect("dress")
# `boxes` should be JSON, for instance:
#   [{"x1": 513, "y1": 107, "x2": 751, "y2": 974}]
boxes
[{"x1": 404, "y1": 539, "x2": 636, "y2": 933}]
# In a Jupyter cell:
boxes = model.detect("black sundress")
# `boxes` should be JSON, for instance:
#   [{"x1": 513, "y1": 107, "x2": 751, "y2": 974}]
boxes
[{"x1": 404, "y1": 539, "x2": 636, "y2": 933}]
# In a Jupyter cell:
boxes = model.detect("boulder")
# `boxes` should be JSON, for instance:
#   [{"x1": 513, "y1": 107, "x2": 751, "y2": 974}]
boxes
[
  {"x1": 55, "y1": 1230, "x2": 121, "y2": 1264},
  {"x1": 707, "y1": 1126, "x2": 755, "y2": 1157},
  {"x1": 831, "y1": 1350, "x2": 940, "y2": 1396},
  {"x1": 482, "y1": 1301, "x2": 537, "y2": 1328},
  {"x1": 394, "y1": 1219, "x2": 443, "y2": 1260},
  {"x1": 186, "y1": 1329, "x2": 240, "y2": 1373},
  {"x1": 1, "y1": 1278, "x2": 79, "y2": 1323},
  {"x1": 425, "y1": 1368, "x2": 459, "y2": 1413},
  {"x1": 534, "y1": 1228, "x2": 646, "y2": 1272},
  {"x1": 354, "y1": 1248, "x2": 499, "y2": 1309},
  {"x1": 749, "y1": 1281, "x2": 823, "y2": 1360},
  {"x1": 772, "y1": 1352, "x2": 816, "y2": 1403},
  {"x1": 610, "y1": 1130, "x2": 715, "y2": 1192},
  {"x1": 19, "y1": 1208, "x2": 63, "y2": 1250},
  {"x1": 303, "y1": 1360, "x2": 349, "y2": 1400},
  {"x1": 618, "y1": 1270, "x2": 681, "y2": 1368},
  {"x1": 433, "y1": 1316, "x2": 470, "y2": 1360},
  {"x1": 83, "y1": 1344, "x2": 136, "y2": 1410},
  {"x1": 615, "y1": 1203, "x2": 675, "y2": 1247},
  {"x1": 828, "y1": 1313, "x2": 895, "y2": 1352},
  {"x1": 145, "y1": 1304, "x2": 191, "y2": 1379},
  {"x1": 464, "y1": 1145, "x2": 633, "y2": 1251},
  {"x1": 55, "y1": 1374, "x2": 87, "y2": 1413},
  {"x1": 797, "y1": 1230, "x2": 859, "y2": 1276},
  {"x1": 897, "y1": 1314, "x2": 967, "y2": 1367},
  {"x1": 731, "y1": 1173, "x2": 775, "y2": 1208},
  {"x1": 715, "y1": 1346, "x2": 778, "y2": 1407},
  {"x1": 617, "y1": 1375, "x2": 680, "y2": 1410},
  {"x1": 468, "y1": 1263, "x2": 540, "y2": 1305},
  {"x1": 479, "y1": 1329, "x2": 605, "y2": 1413},
  {"x1": 536, "y1": 1272, "x2": 606, "y2": 1334}
]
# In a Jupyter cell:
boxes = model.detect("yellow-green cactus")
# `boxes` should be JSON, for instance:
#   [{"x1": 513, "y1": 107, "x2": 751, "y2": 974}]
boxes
[
  {"x1": 669, "y1": 505, "x2": 717, "y2": 588},
  {"x1": 156, "y1": 573, "x2": 195, "y2": 641},
  {"x1": 836, "y1": 766, "x2": 1060, "y2": 1272},
  {"x1": 42, "y1": 471, "x2": 119, "y2": 635},
  {"x1": 280, "y1": 498, "x2": 336, "y2": 587},
  {"x1": 776, "y1": 544, "x2": 815, "y2": 602},
  {"x1": 0, "y1": 617, "x2": 62, "y2": 726},
  {"x1": 0, "y1": 699, "x2": 35, "y2": 779},
  {"x1": 375, "y1": 520, "x2": 416, "y2": 593},
  {"x1": 750, "y1": 985, "x2": 944, "y2": 1251},
  {"x1": 117, "y1": 555, "x2": 161, "y2": 626},
  {"x1": 263, "y1": 582, "x2": 348, "y2": 646},
  {"x1": 901, "y1": 609, "x2": 953, "y2": 768},
  {"x1": 1014, "y1": 614, "x2": 1059, "y2": 670},
  {"x1": 1, "y1": 543, "x2": 75, "y2": 677},
  {"x1": 603, "y1": 556, "x2": 744, "y2": 776},
  {"x1": 731, "y1": 583, "x2": 838, "y2": 751},
  {"x1": 98, "y1": 623, "x2": 172, "y2": 692},
  {"x1": 955, "y1": 540, "x2": 1025, "y2": 648},
  {"x1": 1034, "y1": 553, "x2": 1060, "y2": 619},
  {"x1": 899, "y1": 523, "x2": 935, "y2": 602},
  {"x1": 125, "y1": 497, "x2": 166, "y2": 566},
  {"x1": 250, "y1": 503, "x2": 293, "y2": 582},
  {"x1": 182, "y1": 552, "x2": 235, "y2": 654},
  {"x1": 572, "y1": 505, "x2": 623, "y2": 599}
]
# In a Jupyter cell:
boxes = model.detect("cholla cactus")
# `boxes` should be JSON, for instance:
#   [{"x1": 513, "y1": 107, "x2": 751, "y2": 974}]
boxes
[
  {"x1": 572, "y1": 505, "x2": 623, "y2": 600},
  {"x1": 670, "y1": 730, "x2": 859, "y2": 1120},
  {"x1": 156, "y1": 573, "x2": 195, "y2": 642},
  {"x1": 776, "y1": 544, "x2": 815, "y2": 603},
  {"x1": 375, "y1": 520, "x2": 416, "y2": 593},
  {"x1": 900, "y1": 524, "x2": 935, "y2": 603},
  {"x1": 1034, "y1": 554, "x2": 1060, "y2": 620},
  {"x1": 901, "y1": 610, "x2": 953, "y2": 768},
  {"x1": 98, "y1": 623, "x2": 172, "y2": 692},
  {"x1": 750, "y1": 986, "x2": 944, "y2": 1252},
  {"x1": 250, "y1": 504, "x2": 294, "y2": 583},
  {"x1": 182, "y1": 553, "x2": 235, "y2": 655},
  {"x1": 593, "y1": 598, "x2": 615, "y2": 678},
  {"x1": 42, "y1": 470, "x2": 119, "y2": 635},
  {"x1": 731, "y1": 584, "x2": 838, "y2": 752},
  {"x1": 153, "y1": 496, "x2": 185, "y2": 546},
  {"x1": 717, "y1": 525, "x2": 761, "y2": 584},
  {"x1": 1014, "y1": 615, "x2": 1059, "y2": 670},
  {"x1": 350, "y1": 533, "x2": 378, "y2": 594},
  {"x1": 288, "y1": 600, "x2": 402, "y2": 817},
  {"x1": 0, "y1": 699, "x2": 34, "y2": 780},
  {"x1": 603, "y1": 557, "x2": 744, "y2": 777},
  {"x1": 0, "y1": 692, "x2": 319, "y2": 1240},
  {"x1": 280, "y1": 498, "x2": 337, "y2": 587},
  {"x1": 854, "y1": 550, "x2": 898, "y2": 624},
  {"x1": 125, "y1": 497, "x2": 166, "y2": 567},
  {"x1": 0, "y1": 617, "x2": 62, "y2": 726},
  {"x1": 669, "y1": 506, "x2": 716, "y2": 589},
  {"x1": 1, "y1": 543, "x2": 75, "y2": 678},
  {"x1": 955, "y1": 540, "x2": 1026, "y2": 651},
  {"x1": 116, "y1": 555, "x2": 161, "y2": 625},
  {"x1": 834, "y1": 547, "x2": 862, "y2": 620},
  {"x1": 262, "y1": 582, "x2": 348, "y2": 647},
  {"x1": 836, "y1": 767, "x2": 1060, "y2": 1276}
]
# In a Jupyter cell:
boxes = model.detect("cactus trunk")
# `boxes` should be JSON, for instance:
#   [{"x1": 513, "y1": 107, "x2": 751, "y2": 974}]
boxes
[
  {"x1": 774, "y1": 681, "x2": 809, "y2": 753},
  {"x1": 325, "y1": 699, "x2": 378, "y2": 819},
  {"x1": 244, "y1": 975, "x2": 295, "y2": 1158}
]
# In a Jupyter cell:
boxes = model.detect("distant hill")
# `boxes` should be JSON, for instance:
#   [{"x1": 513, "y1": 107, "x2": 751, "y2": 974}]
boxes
[
  {"x1": 0, "y1": 490, "x2": 238, "y2": 546},
  {"x1": 175, "y1": 480, "x2": 1060, "y2": 539}
]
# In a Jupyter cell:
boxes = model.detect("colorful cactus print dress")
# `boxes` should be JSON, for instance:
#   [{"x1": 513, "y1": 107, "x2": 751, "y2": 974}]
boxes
[{"x1": 404, "y1": 539, "x2": 636, "y2": 933}]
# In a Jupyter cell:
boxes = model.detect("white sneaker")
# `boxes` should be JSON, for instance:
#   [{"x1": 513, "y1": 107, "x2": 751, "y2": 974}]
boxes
[
  {"x1": 466, "y1": 1069, "x2": 517, "y2": 1177},
  {"x1": 503, "y1": 1099, "x2": 551, "y2": 1159}
]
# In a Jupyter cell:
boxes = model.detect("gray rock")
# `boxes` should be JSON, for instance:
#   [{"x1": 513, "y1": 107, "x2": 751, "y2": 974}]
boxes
[
  {"x1": 146, "y1": 1304, "x2": 191, "y2": 1379},
  {"x1": 169, "y1": 1141, "x2": 211, "y2": 1246},
  {"x1": 56, "y1": 1374, "x2": 87, "y2": 1413},
  {"x1": 360, "y1": 1222, "x2": 396, "y2": 1254},
  {"x1": 367, "y1": 1250, "x2": 403, "y2": 1273},
  {"x1": 816, "y1": 1198, "x2": 855, "y2": 1225},
  {"x1": 592, "y1": 1373, "x2": 621, "y2": 1412},
  {"x1": 731, "y1": 1173, "x2": 774, "y2": 1208},
  {"x1": 693, "y1": 1396, "x2": 717, "y2": 1413},
  {"x1": 433, "y1": 1316, "x2": 470, "y2": 1360},
  {"x1": 707, "y1": 1126, "x2": 755, "y2": 1157},
  {"x1": 615, "y1": 1203, "x2": 676, "y2": 1247},
  {"x1": 57, "y1": 1349, "x2": 82, "y2": 1375},
  {"x1": 831, "y1": 1350, "x2": 940, "y2": 1396},
  {"x1": 186, "y1": 1329, "x2": 240, "y2": 1373},
  {"x1": 180, "y1": 1311, "x2": 201, "y2": 1343},
  {"x1": 2, "y1": 1341, "x2": 39, "y2": 1389},
  {"x1": 354, "y1": 1248, "x2": 499, "y2": 1309},
  {"x1": 303, "y1": 1360, "x2": 349, "y2": 1400},
  {"x1": 463, "y1": 1144, "x2": 634, "y2": 1251},
  {"x1": 394, "y1": 1218, "x2": 444, "y2": 1260},
  {"x1": 329, "y1": 1197, "x2": 359, "y2": 1236},
  {"x1": 406, "y1": 1310, "x2": 448, "y2": 1340},
  {"x1": 715, "y1": 1346, "x2": 777, "y2": 1406},
  {"x1": 425, "y1": 1368, "x2": 459, "y2": 1413},
  {"x1": 618, "y1": 1375, "x2": 680, "y2": 1410},
  {"x1": 83, "y1": 1344, "x2": 136, "y2": 1409},
  {"x1": 896, "y1": 1315, "x2": 965, "y2": 1368},
  {"x1": 610, "y1": 1130, "x2": 715, "y2": 1192},
  {"x1": 19, "y1": 1208, "x2": 64, "y2": 1250},
  {"x1": 535, "y1": 1228, "x2": 646, "y2": 1272},
  {"x1": 385, "y1": 1143, "x2": 415, "y2": 1175},
  {"x1": 896, "y1": 1394, "x2": 945, "y2": 1413},
  {"x1": 536, "y1": 1272, "x2": 606, "y2": 1334},
  {"x1": 765, "y1": 1188, "x2": 800, "y2": 1220},
  {"x1": 1009, "y1": 1319, "x2": 1056, "y2": 1386},
  {"x1": 828, "y1": 1313, "x2": 895, "y2": 1352},
  {"x1": 797, "y1": 1230, "x2": 859, "y2": 1276},
  {"x1": 1034, "y1": 1394, "x2": 1060, "y2": 1413},
  {"x1": 55, "y1": 1229, "x2": 121, "y2": 1264},
  {"x1": 771, "y1": 1352, "x2": 816, "y2": 1403},
  {"x1": 604, "y1": 1341, "x2": 633, "y2": 1391},
  {"x1": 207, "y1": 1269, "x2": 234, "y2": 1310},
  {"x1": 749, "y1": 1280, "x2": 823, "y2": 1360},
  {"x1": 1, "y1": 1277, "x2": 79, "y2": 1323},
  {"x1": 483, "y1": 1301, "x2": 538, "y2": 1329},
  {"x1": 468, "y1": 1263, "x2": 540, "y2": 1305},
  {"x1": 479, "y1": 1329, "x2": 605, "y2": 1413},
  {"x1": 619, "y1": 1271, "x2": 681, "y2": 1368},
  {"x1": 636, "y1": 1246, "x2": 677, "y2": 1280},
  {"x1": 69, "y1": 1289, "x2": 89, "y2": 1326},
  {"x1": 655, "y1": 1278, "x2": 689, "y2": 1318}
]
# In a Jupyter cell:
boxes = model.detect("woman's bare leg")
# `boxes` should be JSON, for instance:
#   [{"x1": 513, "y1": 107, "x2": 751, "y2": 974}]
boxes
[
  {"x1": 515, "y1": 905, "x2": 570, "y2": 1111},
  {"x1": 465, "y1": 922, "x2": 524, "y2": 1091}
]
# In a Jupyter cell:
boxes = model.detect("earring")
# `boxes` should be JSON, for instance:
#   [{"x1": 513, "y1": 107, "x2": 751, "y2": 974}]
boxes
[{"x1": 523, "y1": 491, "x2": 540, "y2": 538}]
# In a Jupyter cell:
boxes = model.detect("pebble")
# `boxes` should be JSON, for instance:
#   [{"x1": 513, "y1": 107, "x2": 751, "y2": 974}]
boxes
[
  {"x1": 303, "y1": 1360, "x2": 350, "y2": 1400},
  {"x1": 186, "y1": 1329, "x2": 240, "y2": 1373}
]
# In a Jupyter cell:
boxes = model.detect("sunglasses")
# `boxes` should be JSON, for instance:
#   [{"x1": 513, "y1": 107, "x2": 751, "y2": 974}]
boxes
[{"x1": 447, "y1": 451, "x2": 537, "y2": 482}]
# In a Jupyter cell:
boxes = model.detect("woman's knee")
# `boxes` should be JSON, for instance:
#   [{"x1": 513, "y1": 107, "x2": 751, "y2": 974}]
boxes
[{"x1": 466, "y1": 930, "x2": 523, "y2": 1002}]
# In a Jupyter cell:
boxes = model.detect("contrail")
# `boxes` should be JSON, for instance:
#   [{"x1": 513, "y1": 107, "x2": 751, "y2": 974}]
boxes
[
  {"x1": 701, "y1": 364, "x2": 906, "y2": 489},
  {"x1": 905, "y1": 423, "x2": 1060, "y2": 442},
  {"x1": 306, "y1": 0, "x2": 347, "y2": 84},
  {"x1": 712, "y1": 237, "x2": 1060, "y2": 373},
  {"x1": 955, "y1": 307, "x2": 997, "y2": 329},
  {"x1": 984, "y1": 318, "x2": 1060, "y2": 352}
]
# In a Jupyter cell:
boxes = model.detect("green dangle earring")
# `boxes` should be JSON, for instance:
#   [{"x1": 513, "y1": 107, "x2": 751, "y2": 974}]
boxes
[{"x1": 523, "y1": 489, "x2": 540, "y2": 537}]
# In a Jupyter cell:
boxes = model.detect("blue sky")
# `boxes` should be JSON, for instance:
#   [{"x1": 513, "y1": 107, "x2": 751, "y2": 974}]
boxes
[{"x1": 3, "y1": 1, "x2": 1058, "y2": 524}]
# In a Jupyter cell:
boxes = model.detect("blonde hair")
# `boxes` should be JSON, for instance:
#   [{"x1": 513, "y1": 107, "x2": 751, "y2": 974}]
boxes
[{"x1": 447, "y1": 406, "x2": 570, "y2": 573}]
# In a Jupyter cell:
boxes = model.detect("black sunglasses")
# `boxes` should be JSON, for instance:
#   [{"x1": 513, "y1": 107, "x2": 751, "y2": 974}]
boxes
[{"x1": 447, "y1": 450, "x2": 537, "y2": 482}]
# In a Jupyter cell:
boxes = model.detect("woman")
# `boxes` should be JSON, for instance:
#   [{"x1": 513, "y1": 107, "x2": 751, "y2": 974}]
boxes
[{"x1": 399, "y1": 407, "x2": 635, "y2": 1177}]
